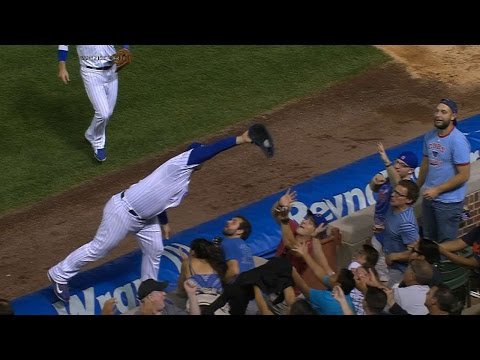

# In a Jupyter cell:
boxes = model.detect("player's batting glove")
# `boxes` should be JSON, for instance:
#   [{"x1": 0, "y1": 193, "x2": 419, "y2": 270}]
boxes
[{"x1": 248, "y1": 123, "x2": 274, "y2": 158}]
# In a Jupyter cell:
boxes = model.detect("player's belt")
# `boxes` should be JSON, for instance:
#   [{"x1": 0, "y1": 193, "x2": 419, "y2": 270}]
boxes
[
  {"x1": 120, "y1": 191, "x2": 142, "y2": 219},
  {"x1": 86, "y1": 65, "x2": 113, "y2": 70}
]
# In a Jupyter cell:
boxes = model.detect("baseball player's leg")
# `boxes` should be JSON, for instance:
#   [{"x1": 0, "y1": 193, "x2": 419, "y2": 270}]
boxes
[
  {"x1": 48, "y1": 195, "x2": 130, "y2": 283},
  {"x1": 105, "y1": 72, "x2": 118, "y2": 128},
  {"x1": 135, "y1": 218, "x2": 164, "y2": 281},
  {"x1": 81, "y1": 68, "x2": 111, "y2": 150}
]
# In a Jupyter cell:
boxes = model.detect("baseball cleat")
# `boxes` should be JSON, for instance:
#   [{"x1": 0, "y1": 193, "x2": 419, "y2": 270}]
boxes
[
  {"x1": 47, "y1": 272, "x2": 70, "y2": 303},
  {"x1": 94, "y1": 148, "x2": 107, "y2": 162}
]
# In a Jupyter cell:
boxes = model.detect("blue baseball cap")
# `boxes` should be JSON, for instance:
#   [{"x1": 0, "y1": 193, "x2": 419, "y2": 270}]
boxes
[
  {"x1": 440, "y1": 98, "x2": 458, "y2": 114},
  {"x1": 397, "y1": 151, "x2": 418, "y2": 169},
  {"x1": 306, "y1": 210, "x2": 328, "y2": 228}
]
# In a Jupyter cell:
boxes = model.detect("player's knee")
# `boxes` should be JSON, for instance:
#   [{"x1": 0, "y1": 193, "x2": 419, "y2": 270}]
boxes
[
  {"x1": 97, "y1": 109, "x2": 111, "y2": 120},
  {"x1": 153, "y1": 246, "x2": 164, "y2": 257},
  {"x1": 88, "y1": 242, "x2": 111, "y2": 257}
]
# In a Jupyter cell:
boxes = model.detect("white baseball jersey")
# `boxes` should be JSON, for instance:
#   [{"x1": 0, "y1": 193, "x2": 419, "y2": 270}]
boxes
[
  {"x1": 59, "y1": 45, "x2": 116, "y2": 69},
  {"x1": 123, "y1": 150, "x2": 196, "y2": 219}
]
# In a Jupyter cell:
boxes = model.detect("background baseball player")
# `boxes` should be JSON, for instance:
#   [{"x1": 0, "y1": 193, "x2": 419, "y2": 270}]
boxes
[
  {"x1": 57, "y1": 45, "x2": 131, "y2": 162},
  {"x1": 47, "y1": 124, "x2": 274, "y2": 302}
]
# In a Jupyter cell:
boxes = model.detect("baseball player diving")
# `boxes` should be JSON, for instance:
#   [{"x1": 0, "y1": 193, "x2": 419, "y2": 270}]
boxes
[
  {"x1": 47, "y1": 124, "x2": 274, "y2": 302},
  {"x1": 57, "y1": 45, "x2": 131, "y2": 162}
]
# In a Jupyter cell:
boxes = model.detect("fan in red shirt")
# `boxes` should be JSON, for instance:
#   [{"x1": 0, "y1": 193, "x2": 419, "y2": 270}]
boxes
[{"x1": 272, "y1": 189, "x2": 341, "y2": 295}]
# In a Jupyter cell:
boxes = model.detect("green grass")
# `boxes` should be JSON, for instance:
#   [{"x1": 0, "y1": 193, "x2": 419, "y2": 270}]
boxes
[{"x1": 0, "y1": 45, "x2": 388, "y2": 214}]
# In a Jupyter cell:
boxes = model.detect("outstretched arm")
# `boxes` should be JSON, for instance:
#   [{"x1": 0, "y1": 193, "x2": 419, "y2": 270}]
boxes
[
  {"x1": 271, "y1": 189, "x2": 296, "y2": 218},
  {"x1": 377, "y1": 142, "x2": 401, "y2": 187},
  {"x1": 187, "y1": 131, "x2": 253, "y2": 165},
  {"x1": 332, "y1": 285, "x2": 355, "y2": 315},
  {"x1": 292, "y1": 268, "x2": 310, "y2": 300},
  {"x1": 291, "y1": 241, "x2": 332, "y2": 283},
  {"x1": 271, "y1": 188, "x2": 297, "y2": 247},
  {"x1": 312, "y1": 236, "x2": 335, "y2": 275}
]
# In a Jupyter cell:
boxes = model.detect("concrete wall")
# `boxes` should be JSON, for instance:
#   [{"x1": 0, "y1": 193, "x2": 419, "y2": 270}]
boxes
[{"x1": 332, "y1": 160, "x2": 480, "y2": 269}]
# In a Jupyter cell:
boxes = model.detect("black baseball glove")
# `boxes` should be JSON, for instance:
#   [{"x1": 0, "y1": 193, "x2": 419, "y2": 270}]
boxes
[{"x1": 248, "y1": 123, "x2": 274, "y2": 158}]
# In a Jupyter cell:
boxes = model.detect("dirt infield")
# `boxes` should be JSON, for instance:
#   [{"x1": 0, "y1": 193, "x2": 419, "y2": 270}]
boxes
[{"x1": 2, "y1": 46, "x2": 480, "y2": 300}]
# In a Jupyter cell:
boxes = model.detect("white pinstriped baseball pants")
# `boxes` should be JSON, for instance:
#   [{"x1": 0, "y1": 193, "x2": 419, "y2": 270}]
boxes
[
  {"x1": 48, "y1": 193, "x2": 164, "y2": 284},
  {"x1": 81, "y1": 66, "x2": 118, "y2": 150}
]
